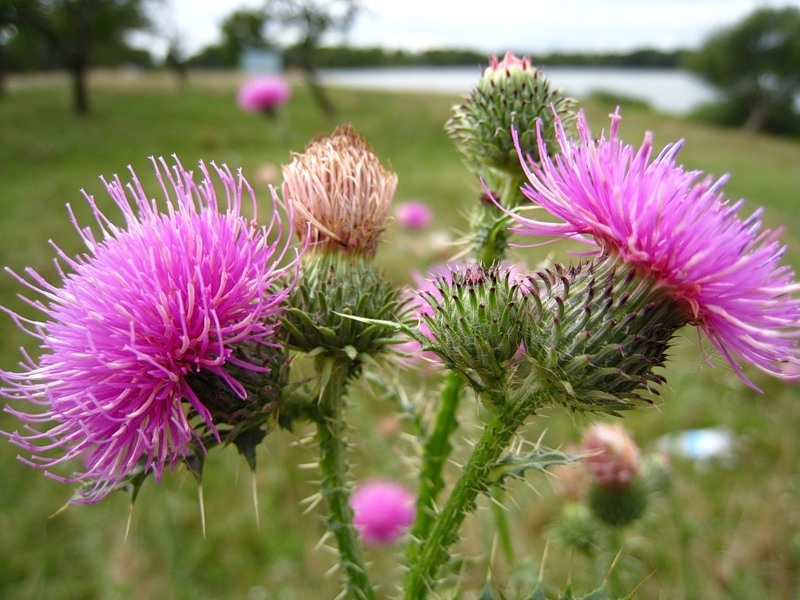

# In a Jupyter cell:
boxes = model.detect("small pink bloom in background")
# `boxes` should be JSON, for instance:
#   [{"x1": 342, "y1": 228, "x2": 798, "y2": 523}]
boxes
[
  {"x1": 582, "y1": 423, "x2": 640, "y2": 490},
  {"x1": 395, "y1": 200, "x2": 433, "y2": 229},
  {"x1": 237, "y1": 75, "x2": 292, "y2": 113},
  {"x1": 350, "y1": 480, "x2": 415, "y2": 545}
]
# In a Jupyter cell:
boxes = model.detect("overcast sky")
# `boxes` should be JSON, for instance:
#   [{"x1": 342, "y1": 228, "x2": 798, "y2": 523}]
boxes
[{"x1": 154, "y1": 0, "x2": 800, "y2": 58}]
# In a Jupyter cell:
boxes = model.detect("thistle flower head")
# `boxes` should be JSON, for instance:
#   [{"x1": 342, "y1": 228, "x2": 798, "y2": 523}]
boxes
[
  {"x1": 281, "y1": 125, "x2": 398, "y2": 256},
  {"x1": 350, "y1": 480, "x2": 415, "y2": 545},
  {"x1": 1, "y1": 157, "x2": 300, "y2": 502},
  {"x1": 510, "y1": 108, "x2": 800, "y2": 386},
  {"x1": 237, "y1": 75, "x2": 292, "y2": 114},
  {"x1": 446, "y1": 52, "x2": 576, "y2": 181}
]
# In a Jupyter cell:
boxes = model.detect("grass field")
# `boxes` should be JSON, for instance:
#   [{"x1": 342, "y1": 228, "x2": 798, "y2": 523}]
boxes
[{"x1": 1, "y1": 69, "x2": 799, "y2": 599}]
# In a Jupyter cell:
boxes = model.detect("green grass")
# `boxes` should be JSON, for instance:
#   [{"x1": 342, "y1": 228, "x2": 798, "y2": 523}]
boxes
[{"x1": 1, "y1": 70, "x2": 799, "y2": 599}]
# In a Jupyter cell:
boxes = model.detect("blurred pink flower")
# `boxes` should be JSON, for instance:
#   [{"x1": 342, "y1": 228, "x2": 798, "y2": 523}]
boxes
[
  {"x1": 395, "y1": 201, "x2": 433, "y2": 229},
  {"x1": 582, "y1": 423, "x2": 640, "y2": 490},
  {"x1": 351, "y1": 480, "x2": 415, "y2": 545},
  {"x1": 237, "y1": 76, "x2": 292, "y2": 113}
]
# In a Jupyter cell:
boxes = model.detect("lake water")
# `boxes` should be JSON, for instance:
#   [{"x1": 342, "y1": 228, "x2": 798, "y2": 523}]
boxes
[{"x1": 319, "y1": 66, "x2": 720, "y2": 115}]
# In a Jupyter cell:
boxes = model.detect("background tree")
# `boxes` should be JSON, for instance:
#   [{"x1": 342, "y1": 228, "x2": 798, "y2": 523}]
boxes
[
  {"x1": 267, "y1": 0, "x2": 361, "y2": 117},
  {"x1": 684, "y1": 6, "x2": 800, "y2": 134},
  {"x1": 186, "y1": 9, "x2": 270, "y2": 70},
  {"x1": 5, "y1": 0, "x2": 154, "y2": 115}
]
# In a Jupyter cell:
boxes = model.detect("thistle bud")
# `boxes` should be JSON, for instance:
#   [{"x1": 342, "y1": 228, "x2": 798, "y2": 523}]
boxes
[
  {"x1": 587, "y1": 477, "x2": 648, "y2": 527},
  {"x1": 551, "y1": 502, "x2": 598, "y2": 555},
  {"x1": 417, "y1": 263, "x2": 529, "y2": 391},
  {"x1": 518, "y1": 257, "x2": 689, "y2": 415},
  {"x1": 446, "y1": 52, "x2": 576, "y2": 183},
  {"x1": 281, "y1": 251, "x2": 409, "y2": 361},
  {"x1": 281, "y1": 125, "x2": 398, "y2": 256}
]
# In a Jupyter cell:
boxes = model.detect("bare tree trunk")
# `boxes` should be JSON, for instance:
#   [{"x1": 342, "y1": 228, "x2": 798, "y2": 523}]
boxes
[
  {"x1": 744, "y1": 98, "x2": 770, "y2": 133},
  {"x1": 70, "y1": 58, "x2": 90, "y2": 116}
]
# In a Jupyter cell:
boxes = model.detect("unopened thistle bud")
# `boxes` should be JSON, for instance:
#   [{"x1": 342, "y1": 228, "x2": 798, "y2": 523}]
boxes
[
  {"x1": 417, "y1": 263, "x2": 529, "y2": 395},
  {"x1": 446, "y1": 52, "x2": 576, "y2": 183},
  {"x1": 282, "y1": 251, "x2": 409, "y2": 361},
  {"x1": 281, "y1": 125, "x2": 398, "y2": 256},
  {"x1": 581, "y1": 423, "x2": 646, "y2": 527}
]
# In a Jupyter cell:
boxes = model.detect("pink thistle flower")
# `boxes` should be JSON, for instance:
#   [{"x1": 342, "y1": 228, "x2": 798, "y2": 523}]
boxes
[
  {"x1": 582, "y1": 423, "x2": 640, "y2": 490},
  {"x1": 484, "y1": 51, "x2": 534, "y2": 79},
  {"x1": 237, "y1": 75, "x2": 292, "y2": 113},
  {"x1": 350, "y1": 480, "x2": 415, "y2": 545},
  {"x1": 1, "y1": 157, "x2": 300, "y2": 502},
  {"x1": 508, "y1": 108, "x2": 800, "y2": 386},
  {"x1": 394, "y1": 200, "x2": 433, "y2": 229}
]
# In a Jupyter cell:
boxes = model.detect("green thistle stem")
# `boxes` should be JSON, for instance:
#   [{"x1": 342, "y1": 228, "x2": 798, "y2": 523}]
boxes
[
  {"x1": 314, "y1": 359, "x2": 376, "y2": 600},
  {"x1": 403, "y1": 395, "x2": 535, "y2": 598},
  {"x1": 490, "y1": 486, "x2": 515, "y2": 566},
  {"x1": 408, "y1": 371, "x2": 465, "y2": 552}
]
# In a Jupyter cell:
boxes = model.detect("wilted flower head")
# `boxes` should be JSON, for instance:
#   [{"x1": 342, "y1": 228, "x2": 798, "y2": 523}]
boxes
[
  {"x1": 395, "y1": 200, "x2": 433, "y2": 229},
  {"x1": 237, "y1": 75, "x2": 292, "y2": 113},
  {"x1": 582, "y1": 423, "x2": 640, "y2": 489},
  {"x1": 1, "y1": 157, "x2": 299, "y2": 502},
  {"x1": 509, "y1": 108, "x2": 800, "y2": 386},
  {"x1": 281, "y1": 125, "x2": 398, "y2": 256},
  {"x1": 350, "y1": 480, "x2": 415, "y2": 545}
]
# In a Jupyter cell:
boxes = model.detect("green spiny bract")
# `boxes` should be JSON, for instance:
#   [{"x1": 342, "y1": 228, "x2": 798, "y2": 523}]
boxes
[
  {"x1": 420, "y1": 264, "x2": 529, "y2": 399},
  {"x1": 517, "y1": 258, "x2": 688, "y2": 415},
  {"x1": 445, "y1": 53, "x2": 576, "y2": 186},
  {"x1": 281, "y1": 251, "x2": 409, "y2": 363}
]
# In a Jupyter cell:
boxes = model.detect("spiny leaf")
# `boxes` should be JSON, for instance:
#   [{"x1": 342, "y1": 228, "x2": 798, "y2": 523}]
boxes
[{"x1": 488, "y1": 448, "x2": 581, "y2": 487}]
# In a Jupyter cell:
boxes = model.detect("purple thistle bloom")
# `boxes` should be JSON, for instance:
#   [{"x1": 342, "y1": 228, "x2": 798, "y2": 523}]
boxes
[
  {"x1": 350, "y1": 480, "x2": 415, "y2": 545},
  {"x1": 507, "y1": 108, "x2": 800, "y2": 385},
  {"x1": 1, "y1": 157, "x2": 300, "y2": 502},
  {"x1": 237, "y1": 75, "x2": 292, "y2": 113}
]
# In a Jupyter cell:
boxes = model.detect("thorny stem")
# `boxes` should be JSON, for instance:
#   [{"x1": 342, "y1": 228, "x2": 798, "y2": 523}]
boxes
[
  {"x1": 408, "y1": 371, "x2": 465, "y2": 557},
  {"x1": 403, "y1": 395, "x2": 535, "y2": 599},
  {"x1": 314, "y1": 358, "x2": 376, "y2": 600}
]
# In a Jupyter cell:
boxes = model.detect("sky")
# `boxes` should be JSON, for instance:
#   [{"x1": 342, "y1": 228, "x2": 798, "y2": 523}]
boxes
[{"x1": 154, "y1": 0, "x2": 800, "y2": 58}]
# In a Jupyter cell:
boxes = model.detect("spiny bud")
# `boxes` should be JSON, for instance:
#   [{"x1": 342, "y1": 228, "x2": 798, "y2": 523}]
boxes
[
  {"x1": 281, "y1": 252, "x2": 408, "y2": 361},
  {"x1": 446, "y1": 52, "x2": 576, "y2": 183},
  {"x1": 587, "y1": 476, "x2": 648, "y2": 527},
  {"x1": 417, "y1": 263, "x2": 528, "y2": 390},
  {"x1": 518, "y1": 256, "x2": 689, "y2": 415},
  {"x1": 551, "y1": 502, "x2": 598, "y2": 555},
  {"x1": 281, "y1": 125, "x2": 398, "y2": 256}
]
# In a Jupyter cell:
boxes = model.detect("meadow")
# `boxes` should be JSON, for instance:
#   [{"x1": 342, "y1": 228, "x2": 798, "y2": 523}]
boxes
[{"x1": 0, "y1": 69, "x2": 799, "y2": 599}]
